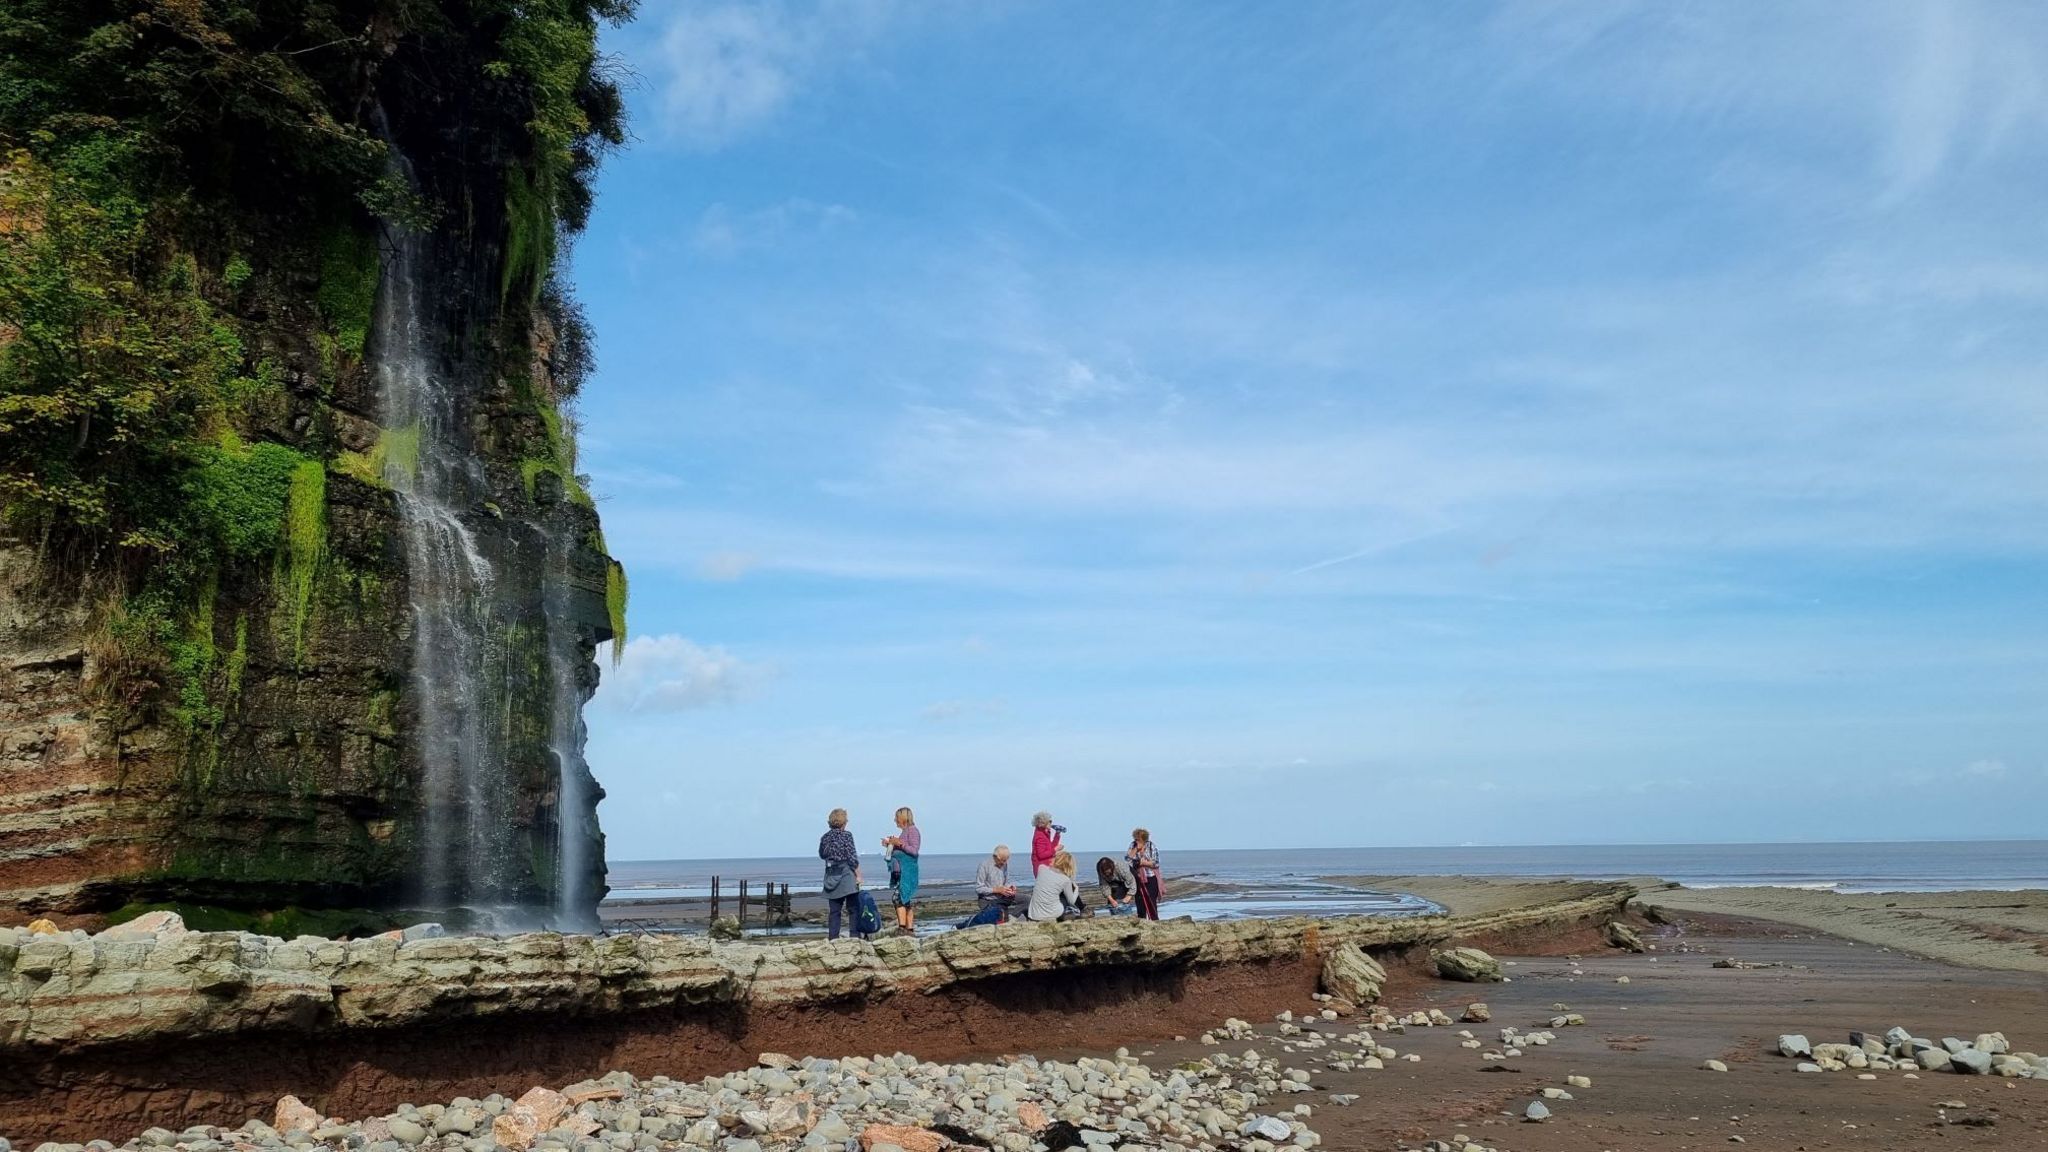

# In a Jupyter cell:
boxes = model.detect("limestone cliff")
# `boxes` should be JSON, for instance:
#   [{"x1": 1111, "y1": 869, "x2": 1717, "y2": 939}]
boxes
[{"x1": 0, "y1": 2, "x2": 632, "y2": 925}]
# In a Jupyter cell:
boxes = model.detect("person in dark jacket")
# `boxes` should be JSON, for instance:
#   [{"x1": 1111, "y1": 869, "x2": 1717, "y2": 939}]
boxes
[{"x1": 818, "y1": 808, "x2": 862, "y2": 940}]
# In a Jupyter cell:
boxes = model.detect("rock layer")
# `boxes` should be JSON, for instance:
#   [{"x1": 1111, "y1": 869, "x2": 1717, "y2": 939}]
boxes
[
  {"x1": 0, "y1": 884, "x2": 1633, "y2": 1140},
  {"x1": 0, "y1": 884, "x2": 1632, "y2": 1054}
]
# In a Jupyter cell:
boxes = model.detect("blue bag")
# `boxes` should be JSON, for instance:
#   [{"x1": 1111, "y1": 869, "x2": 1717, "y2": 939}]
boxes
[
  {"x1": 855, "y1": 891, "x2": 884, "y2": 937},
  {"x1": 960, "y1": 902, "x2": 1006, "y2": 929}
]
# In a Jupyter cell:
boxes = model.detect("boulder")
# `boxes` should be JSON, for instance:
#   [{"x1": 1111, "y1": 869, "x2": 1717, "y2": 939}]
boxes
[
  {"x1": 1915, "y1": 1049, "x2": 1953, "y2": 1072},
  {"x1": 274, "y1": 1096, "x2": 323, "y2": 1134},
  {"x1": 762, "y1": 1097, "x2": 812, "y2": 1135},
  {"x1": 1320, "y1": 942, "x2": 1388, "y2": 1004},
  {"x1": 99, "y1": 911, "x2": 187, "y2": 940},
  {"x1": 1239, "y1": 1117, "x2": 1292, "y2": 1141},
  {"x1": 1950, "y1": 1049, "x2": 1993, "y2": 1075},
  {"x1": 1602, "y1": 921, "x2": 1646, "y2": 953},
  {"x1": 1523, "y1": 1101, "x2": 1550, "y2": 1122},
  {"x1": 490, "y1": 1087, "x2": 568, "y2": 1150},
  {"x1": 1461, "y1": 1003, "x2": 1491, "y2": 1023},
  {"x1": 1777, "y1": 1035, "x2": 1811, "y2": 1059},
  {"x1": 1431, "y1": 946, "x2": 1503, "y2": 983},
  {"x1": 1975, "y1": 1033, "x2": 2009, "y2": 1056}
]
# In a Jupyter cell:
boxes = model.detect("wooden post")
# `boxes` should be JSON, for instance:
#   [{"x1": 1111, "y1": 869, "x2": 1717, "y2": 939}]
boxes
[
  {"x1": 709, "y1": 876, "x2": 720, "y2": 924},
  {"x1": 738, "y1": 879, "x2": 749, "y2": 932},
  {"x1": 774, "y1": 883, "x2": 792, "y2": 927}
]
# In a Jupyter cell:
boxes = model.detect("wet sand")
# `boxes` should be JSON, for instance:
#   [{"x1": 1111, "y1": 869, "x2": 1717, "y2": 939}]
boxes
[
  {"x1": 1109, "y1": 910, "x2": 2048, "y2": 1150},
  {"x1": 1637, "y1": 883, "x2": 2048, "y2": 974}
]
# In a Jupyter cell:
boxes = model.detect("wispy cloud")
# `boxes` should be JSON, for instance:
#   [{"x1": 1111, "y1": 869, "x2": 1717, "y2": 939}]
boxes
[
  {"x1": 696, "y1": 550, "x2": 761, "y2": 582},
  {"x1": 636, "y1": 1, "x2": 900, "y2": 148},
  {"x1": 577, "y1": 2, "x2": 2048, "y2": 857},
  {"x1": 596, "y1": 634, "x2": 765, "y2": 713},
  {"x1": 694, "y1": 200, "x2": 857, "y2": 256}
]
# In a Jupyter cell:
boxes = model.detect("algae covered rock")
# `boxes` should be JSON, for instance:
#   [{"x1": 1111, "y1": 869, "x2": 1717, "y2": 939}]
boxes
[
  {"x1": 1431, "y1": 946, "x2": 1503, "y2": 983},
  {"x1": 1602, "y1": 920, "x2": 1646, "y2": 953},
  {"x1": 1319, "y1": 942, "x2": 1387, "y2": 1004}
]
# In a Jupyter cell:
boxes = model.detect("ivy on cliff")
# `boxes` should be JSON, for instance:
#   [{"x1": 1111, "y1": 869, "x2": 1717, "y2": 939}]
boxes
[
  {"x1": 0, "y1": 1, "x2": 635, "y2": 752},
  {"x1": 0, "y1": 0, "x2": 634, "y2": 558}
]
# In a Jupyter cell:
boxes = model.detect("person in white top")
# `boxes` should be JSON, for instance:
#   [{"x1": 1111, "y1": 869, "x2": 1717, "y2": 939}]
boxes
[{"x1": 1028, "y1": 850, "x2": 1082, "y2": 922}]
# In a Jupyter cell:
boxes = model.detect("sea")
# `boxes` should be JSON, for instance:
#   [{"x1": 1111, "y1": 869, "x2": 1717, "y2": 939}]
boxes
[{"x1": 602, "y1": 840, "x2": 2048, "y2": 923}]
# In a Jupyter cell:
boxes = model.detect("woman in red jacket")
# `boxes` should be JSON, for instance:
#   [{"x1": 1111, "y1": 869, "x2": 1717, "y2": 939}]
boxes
[{"x1": 1030, "y1": 811, "x2": 1063, "y2": 875}]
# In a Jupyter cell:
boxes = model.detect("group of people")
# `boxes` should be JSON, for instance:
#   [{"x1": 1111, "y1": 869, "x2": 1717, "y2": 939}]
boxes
[
  {"x1": 975, "y1": 812, "x2": 1163, "y2": 923},
  {"x1": 817, "y1": 808, "x2": 1163, "y2": 940}
]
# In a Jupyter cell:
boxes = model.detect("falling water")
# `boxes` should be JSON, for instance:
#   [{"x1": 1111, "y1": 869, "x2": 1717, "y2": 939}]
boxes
[
  {"x1": 371, "y1": 223, "x2": 527, "y2": 916},
  {"x1": 544, "y1": 553, "x2": 598, "y2": 931},
  {"x1": 367, "y1": 122, "x2": 605, "y2": 928}
]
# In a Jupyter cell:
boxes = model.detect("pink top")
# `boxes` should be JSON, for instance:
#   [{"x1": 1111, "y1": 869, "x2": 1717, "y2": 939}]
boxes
[
  {"x1": 1032, "y1": 825, "x2": 1061, "y2": 873},
  {"x1": 896, "y1": 824, "x2": 921, "y2": 857}
]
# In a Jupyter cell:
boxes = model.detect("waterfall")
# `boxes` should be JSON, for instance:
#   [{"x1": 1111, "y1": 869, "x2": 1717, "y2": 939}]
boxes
[
  {"x1": 367, "y1": 123, "x2": 605, "y2": 930},
  {"x1": 545, "y1": 553, "x2": 598, "y2": 932},
  {"x1": 371, "y1": 225, "x2": 523, "y2": 917}
]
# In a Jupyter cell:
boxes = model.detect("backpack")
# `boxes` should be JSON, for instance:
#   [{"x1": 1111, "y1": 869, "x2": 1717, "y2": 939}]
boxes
[
  {"x1": 961, "y1": 903, "x2": 1006, "y2": 930},
  {"x1": 855, "y1": 891, "x2": 884, "y2": 937}
]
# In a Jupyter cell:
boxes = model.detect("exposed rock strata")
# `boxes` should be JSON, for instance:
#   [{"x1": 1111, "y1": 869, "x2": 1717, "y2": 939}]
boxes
[{"x1": 0, "y1": 884, "x2": 1633, "y2": 1054}]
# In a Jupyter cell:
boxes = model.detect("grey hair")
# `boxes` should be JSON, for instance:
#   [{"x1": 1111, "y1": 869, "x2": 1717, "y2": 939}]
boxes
[
  {"x1": 1032, "y1": 811, "x2": 1054, "y2": 828},
  {"x1": 993, "y1": 844, "x2": 1010, "y2": 856}
]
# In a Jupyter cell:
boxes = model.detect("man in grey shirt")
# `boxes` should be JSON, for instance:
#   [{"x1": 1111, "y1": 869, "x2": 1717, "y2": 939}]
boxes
[{"x1": 975, "y1": 845, "x2": 1021, "y2": 913}]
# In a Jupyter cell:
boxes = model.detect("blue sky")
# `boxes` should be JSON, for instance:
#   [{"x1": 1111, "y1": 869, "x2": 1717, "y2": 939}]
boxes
[{"x1": 571, "y1": 1, "x2": 2048, "y2": 862}]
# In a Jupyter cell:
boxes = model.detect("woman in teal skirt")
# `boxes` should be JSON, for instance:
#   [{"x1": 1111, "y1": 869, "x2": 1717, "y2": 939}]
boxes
[{"x1": 881, "y1": 805, "x2": 921, "y2": 934}]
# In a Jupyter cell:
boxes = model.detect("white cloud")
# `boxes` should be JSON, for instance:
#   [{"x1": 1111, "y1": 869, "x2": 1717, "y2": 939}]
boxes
[
  {"x1": 697, "y1": 550, "x2": 761, "y2": 581},
  {"x1": 1962, "y1": 758, "x2": 2009, "y2": 779},
  {"x1": 639, "y1": 1, "x2": 899, "y2": 148},
  {"x1": 597, "y1": 634, "x2": 763, "y2": 712}
]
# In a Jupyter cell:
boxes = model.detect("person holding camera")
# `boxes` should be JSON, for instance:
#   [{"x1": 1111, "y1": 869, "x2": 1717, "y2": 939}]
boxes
[
  {"x1": 1030, "y1": 811, "x2": 1064, "y2": 875},
  {"x1": 1128, "y1": 827, "x2": 1163, "y2": 920}
]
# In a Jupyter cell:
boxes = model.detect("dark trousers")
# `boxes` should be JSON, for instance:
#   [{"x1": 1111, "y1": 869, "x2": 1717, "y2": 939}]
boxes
[
  {"x1": 1135, "y1": 873, "x2": 1162, "y2": 919},
  {"x1": 827, "y1": 894, "x2": 861, "y2": 939},
  {"x1": 978, "y1": 892, "x2": 1021, "y2": 914}
]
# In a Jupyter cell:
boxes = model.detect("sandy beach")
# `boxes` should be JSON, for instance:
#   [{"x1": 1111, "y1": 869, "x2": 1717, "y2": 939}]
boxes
[{"x1": 1635, "y1": 882, "x2": 2048, "y2": 974}]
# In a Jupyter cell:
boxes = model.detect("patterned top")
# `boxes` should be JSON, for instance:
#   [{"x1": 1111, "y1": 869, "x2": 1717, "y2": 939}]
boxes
[
  {"x1": 1128, "y1": 839, "x2": 1160, "y2": 879},
  {"x1": 895, "y1": 824, "x2": 921, "y2": 858},
  {"x1": 818, "y1": 828, "x2": 859, "y2": 868}
]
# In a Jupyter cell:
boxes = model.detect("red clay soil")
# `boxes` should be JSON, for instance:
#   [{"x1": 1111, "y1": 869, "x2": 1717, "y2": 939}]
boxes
[{"x1": 0, "y1": 956, "x2": 1322, "y2": 1141}]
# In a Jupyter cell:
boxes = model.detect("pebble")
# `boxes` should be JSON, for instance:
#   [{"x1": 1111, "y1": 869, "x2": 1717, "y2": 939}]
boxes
[
  {"x1": 1703, "y1": 1060, "x2": 1729, "y2": 1072},
  {"x1": 59, "y1": 1040, "x2": 1321, "y2": 1152},
  {"x1": 1523, "y1": 1101, "x2": 1550, "y2": 1123}
]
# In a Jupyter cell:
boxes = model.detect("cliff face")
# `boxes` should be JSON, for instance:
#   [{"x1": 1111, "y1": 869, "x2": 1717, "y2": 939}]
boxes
[{"x1": 0, "y1": 2, "x2": 631, "y2": 925}]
